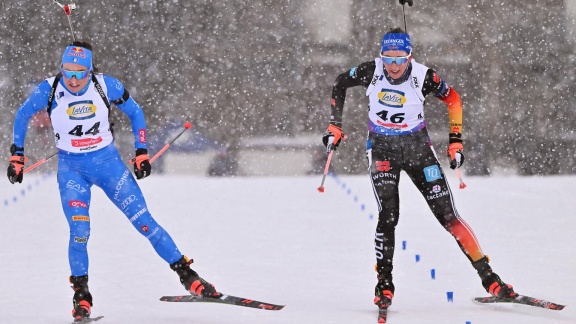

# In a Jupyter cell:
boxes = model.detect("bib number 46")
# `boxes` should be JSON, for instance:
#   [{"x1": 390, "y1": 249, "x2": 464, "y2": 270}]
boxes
[{"x1": 376, "y1": 110, "x2": 405, "y2": 123}]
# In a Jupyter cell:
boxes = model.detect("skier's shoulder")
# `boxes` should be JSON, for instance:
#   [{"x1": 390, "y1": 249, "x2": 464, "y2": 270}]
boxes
[
  {"x1": 96, "y1": 73, "x2": 122, "y2": 87},
  {"x1": 347, "y1": 60, "x2": 376, "y2": 85},
  {"x1": 410, "y1": 59, "x2": 430, "y2": 75},
  {"x1": 28, "y1": 78, "x2": 53, "y2": 102},
  {"x1": 95, "y1": 73, "x2": 126, "y2": 97},
  {"x1": 357, "y1": 59, "x2": 376, "y2": 74}
]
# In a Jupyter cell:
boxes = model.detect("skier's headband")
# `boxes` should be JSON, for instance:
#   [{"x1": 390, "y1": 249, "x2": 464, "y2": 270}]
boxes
[
  {"x1": 61, "y1": 45, "x2": 93, "y2": 70},
  {"x1": 381, "y1": 33, "x2": 412, "y2": 54}
]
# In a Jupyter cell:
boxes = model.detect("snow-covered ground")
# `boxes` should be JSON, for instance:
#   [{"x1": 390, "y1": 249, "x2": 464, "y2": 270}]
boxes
[{"x1": 1, "y1": 173, "x2": 575, "y2": 323}]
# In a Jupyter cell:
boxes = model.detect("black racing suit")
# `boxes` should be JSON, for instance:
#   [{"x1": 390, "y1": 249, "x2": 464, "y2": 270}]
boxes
[{"x1": 330, "y1": 60, "x2": 486, "y2": 294}]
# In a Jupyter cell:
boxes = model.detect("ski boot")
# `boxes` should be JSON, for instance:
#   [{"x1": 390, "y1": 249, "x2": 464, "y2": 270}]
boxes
[
  {"x1": 170, "y1": 256, "x2": 221, "y2": 298},
  {"x1": 374, "y1": 274, "x2": 395, "y2": 309},
  {"x1": 472, "y1": 256, "x2": 517, "y2": 298},
  {"x1": 70, "y1": 275, "x2": 93, "y2": 322}
]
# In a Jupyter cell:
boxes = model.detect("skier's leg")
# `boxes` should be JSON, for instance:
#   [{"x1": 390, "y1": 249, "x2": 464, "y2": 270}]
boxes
[
  {"x1": 367, "y1": 136, "x2": 402, "y2": 307},
  {"x1": 401, "y1": 130, "x2": 484, "y2": 261},
  {"x1": 96, "y1": 159, "x2": 182, "y2": 264},
  {"x1": 95, "y1": 147, "x2": 219, "y2": 296},
  {"x1": 58, "y1": 166, "x2": 93, "y2": 277},
  {"x1": 407, "y1": 159, "x2": 485, "y2": 262},
  {"x1": 57, "y1": 162, "x2": 94, "y2": 320},
  {"x1": 404, "y1": 131, "x2": 515, "y2": 297}
]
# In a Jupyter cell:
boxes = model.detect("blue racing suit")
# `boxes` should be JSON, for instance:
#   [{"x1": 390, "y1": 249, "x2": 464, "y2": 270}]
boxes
[{"x1": 13, "y1": 74, "x2": 183, "y2": 276}]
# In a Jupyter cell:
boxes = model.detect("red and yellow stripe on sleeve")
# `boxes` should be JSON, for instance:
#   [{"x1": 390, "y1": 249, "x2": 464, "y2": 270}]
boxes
[{"x1": 439, "y1": 86, "x2": 463, "y2": 135}]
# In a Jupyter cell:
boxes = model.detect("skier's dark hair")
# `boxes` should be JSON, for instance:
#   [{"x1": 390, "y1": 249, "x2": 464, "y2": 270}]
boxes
[{"x1": 385, "y1": 27, "x2": 408, "y2": 35}]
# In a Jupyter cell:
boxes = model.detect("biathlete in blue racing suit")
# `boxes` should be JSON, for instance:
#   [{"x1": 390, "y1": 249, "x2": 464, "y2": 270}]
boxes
[{"x1": 7, "y1": 41, "x2": 221, "y2": 321}]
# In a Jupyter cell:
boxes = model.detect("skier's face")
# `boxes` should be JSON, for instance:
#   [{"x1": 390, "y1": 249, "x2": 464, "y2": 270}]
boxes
[
  {"x1": 381, "y1": 50, "x2": 412, "y2": 80},
  {"x1": 61, "y1": 63, "x2": 91, "y2": 93}
]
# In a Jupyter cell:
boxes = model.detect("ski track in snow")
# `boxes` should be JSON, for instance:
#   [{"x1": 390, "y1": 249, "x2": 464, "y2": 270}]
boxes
[{"x1": 1, "y1": 173, "x2": 575, "y2": 323}]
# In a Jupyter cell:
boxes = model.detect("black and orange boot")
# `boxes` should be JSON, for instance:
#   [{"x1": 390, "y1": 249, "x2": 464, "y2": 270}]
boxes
[
  {"x1": 70, "y1": 275, "x2": 93, "y2": 322},
  {"x1": 170, "y1": 256, "x2": 221, "y2": 298},
  {"x1": 472, "y1": 256, "x2": 517, "y2": 298},
  {"x1": 374, "y1": 273, "x2": 395, "y2": 309}
]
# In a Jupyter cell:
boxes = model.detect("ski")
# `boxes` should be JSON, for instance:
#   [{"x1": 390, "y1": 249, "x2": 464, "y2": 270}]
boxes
[
  {"x1": 160, "y1": 294, "x2": 285, "y2": 310},
  {"x1": 473, "y1": 294, "x2": 565, "y2": 310},
  {"x1": 377, "y1": 306, "x2": 388, "y2": 323},
  {"x1": 72, "y1": 315, "x2": 104, "y2": 323}
]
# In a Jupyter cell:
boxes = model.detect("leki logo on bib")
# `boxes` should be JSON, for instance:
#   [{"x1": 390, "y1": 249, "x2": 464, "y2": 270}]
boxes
[
  {"x1": 378, "y1": 89, "x2": 406, "y2": 108},
  {"x1": 67, "y1": 100, "x2": 97, "y2": 120}
]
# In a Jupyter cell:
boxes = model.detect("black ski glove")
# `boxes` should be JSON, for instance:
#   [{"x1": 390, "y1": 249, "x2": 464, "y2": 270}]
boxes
[
  {"x1": 7, "y1": 144, "x2": 28, "y2": 184},
  {"x1": 132, "y1": 148, "x2": 151, "y2": 180},
  {"x1": 322, "y1": 123, "x2": 346, "y2": 153}
]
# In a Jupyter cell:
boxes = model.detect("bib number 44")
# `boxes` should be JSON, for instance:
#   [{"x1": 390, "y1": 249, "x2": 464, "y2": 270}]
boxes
[{"x1": 67, "y1": 122, "x2": 101, "y2": 136}]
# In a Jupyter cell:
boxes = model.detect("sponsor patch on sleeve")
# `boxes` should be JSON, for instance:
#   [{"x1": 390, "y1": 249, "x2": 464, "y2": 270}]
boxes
[
  {"x1": 349, "y1": 67, "x2": 358, "y2": 78},
  {"x1": 138, "y1": 129, "x2": 146, "y2": 143}
]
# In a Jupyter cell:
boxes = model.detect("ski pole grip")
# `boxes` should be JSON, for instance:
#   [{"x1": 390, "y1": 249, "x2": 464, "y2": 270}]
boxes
[
  {"x1": 326, "y1": 137, "x2": 335, "y2": 153},
  {"x1": 63, "y1": 3, "x2": 76, "y2": 15},
  {"x1": 326, "y1": 144, "x2": 334, "y2": 153}
]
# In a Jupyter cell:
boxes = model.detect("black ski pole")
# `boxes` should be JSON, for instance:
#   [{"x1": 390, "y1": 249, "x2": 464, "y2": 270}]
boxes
[{"x1": 399, "y1": 0, "x2": 413, "y2": 32}]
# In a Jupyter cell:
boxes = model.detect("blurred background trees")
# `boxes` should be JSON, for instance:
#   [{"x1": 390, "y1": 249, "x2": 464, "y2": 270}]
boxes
[{"x1": 0, "y1": 0, "x2": 574, "y2": 175}]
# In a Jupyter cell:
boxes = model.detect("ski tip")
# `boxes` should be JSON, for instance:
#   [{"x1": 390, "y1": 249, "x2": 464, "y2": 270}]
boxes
[
  {"x1": 73, "y1": 315, "x2": 104, "y2": 323},
  {"x1": 256, "y1": 303, "x2": 285, "y2": 310},
  {"x1": 546, "y1": 303, "x2": 566, "y2": 311},
  {"x1": 473, "y1": 295, "x2": 566, "y2": 311},
  {"x1": 159, "y1": 296, "x2": 179, "y2": 302}
]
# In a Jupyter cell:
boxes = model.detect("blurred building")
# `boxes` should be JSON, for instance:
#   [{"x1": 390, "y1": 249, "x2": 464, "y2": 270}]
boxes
[{"x1": 0, "y1": 0, "x2": 574, "y2": 176}]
